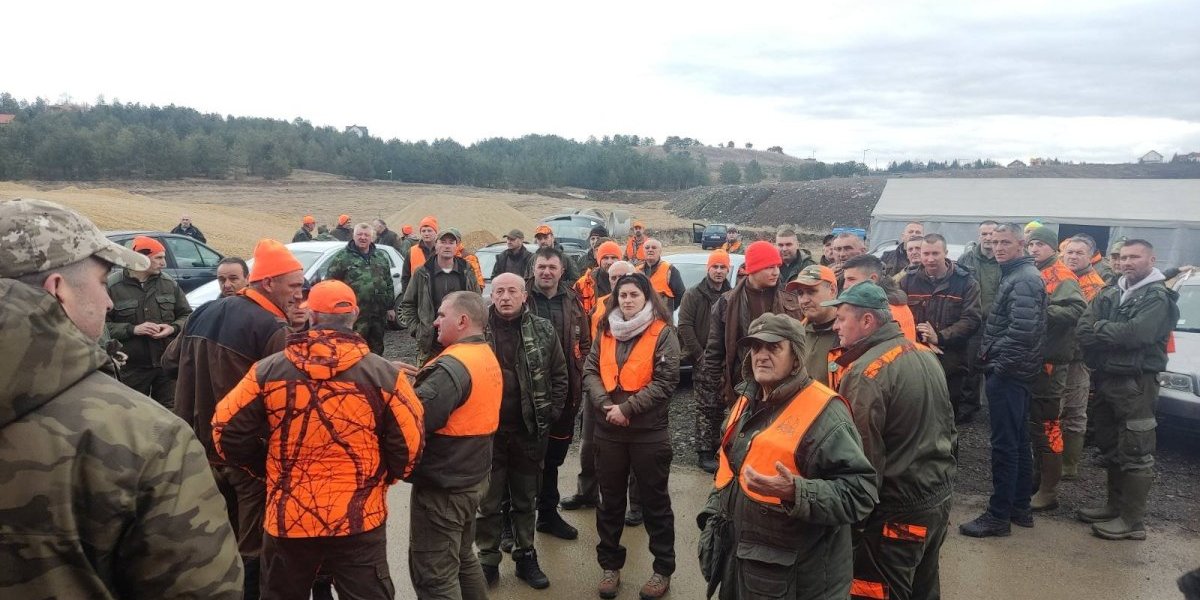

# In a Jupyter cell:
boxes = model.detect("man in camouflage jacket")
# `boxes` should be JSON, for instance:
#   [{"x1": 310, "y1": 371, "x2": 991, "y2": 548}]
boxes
[
  {"x1": 0, "y1": 199, "x2": 241, "y2": 599},
  {"x1": 326, "y1": 223, "x2": 396, "y2": 354}
]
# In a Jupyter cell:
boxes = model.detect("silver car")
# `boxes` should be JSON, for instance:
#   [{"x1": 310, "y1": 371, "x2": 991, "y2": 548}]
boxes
[
  {"x1": 185, "y1": 241, "x2": 405, "y2": 309},
  {"x1": 1159, "y1": 272, "x2": 1200, "y2": 429}
]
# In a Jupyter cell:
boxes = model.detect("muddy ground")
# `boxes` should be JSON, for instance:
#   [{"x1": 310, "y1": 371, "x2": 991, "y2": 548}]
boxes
[{"x1": 383, "y1": 330, "x2": 1200, "y2": 534}]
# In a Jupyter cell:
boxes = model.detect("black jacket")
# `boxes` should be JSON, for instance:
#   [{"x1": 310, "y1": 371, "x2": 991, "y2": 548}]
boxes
[
  {"x1": 899, "y1": 260, "x2": 982, "y2": 348},
  {"x1": 980, "y1": 256, "x2": 1047, "y2": 382}
]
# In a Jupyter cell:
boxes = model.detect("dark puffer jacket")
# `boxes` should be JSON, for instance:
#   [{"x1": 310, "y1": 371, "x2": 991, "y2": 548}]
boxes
[{"x1": 980, "y1": 256, "x2": 1047, "y2": 382}]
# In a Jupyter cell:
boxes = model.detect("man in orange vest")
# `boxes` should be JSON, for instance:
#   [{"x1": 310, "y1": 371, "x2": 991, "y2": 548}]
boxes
[
  {"x1": 718, "y1": 226, "x2": 745, "y2": 254},
  {"x1": 698, "y1": 313, "x2": 877, "y2": 599},
  {"x1": 406, "y1": 291, "x2": 502, "y2": 600},
  {"x1": 1060, "y1": 235, "x2": 1108, "y2": 479},
  {"x1": 842, "y1": 254, "x2": 919, "y2": 343},
  {"x1": 824, "y1": 282, "x2": 956, "y2": 600},
  {"x1": 401, "y1": 215, "x2": 439, "y2": 289},
  {"x1": 574, "y1": 240, "x2": 623, "y2": 315},
  {"x1": 1025, "y1": 227, "x2": 1087, "y2": 512},
  {"x1": 624, "y1": 220, "x2": 648, "y2": 265},
  {"x1": 637, "y1": 238, "x2": 686, "y2": 310}
]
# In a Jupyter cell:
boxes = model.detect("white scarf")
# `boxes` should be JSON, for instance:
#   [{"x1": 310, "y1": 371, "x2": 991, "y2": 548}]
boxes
[
  {"x1": 1118, "y1": 268, "x2": 1166, "y2": 305},
  {"x1": 608, "y1": 302, "x2": 656, "y2": 341}
]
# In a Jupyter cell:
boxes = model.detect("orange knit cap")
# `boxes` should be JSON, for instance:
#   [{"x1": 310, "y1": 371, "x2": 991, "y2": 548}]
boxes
[
  {"x1": 338, "y1": 214, "x2": 351, "y2": 226},
  {"x1": 132, "y1": 235, "x2": 166, "y2": 256},
  {"x1": 248, "y1": 239, "x2": 304, "y2": 282},
  {"x1": 419, "y1": 216, "x2": 439, "y2": 231},
  {"x1": 402, "y1": 224, "x2": 413, "y2": 235},
  {"x1": 597, "y1": 240, "x2": 623, "y2": 260},
  {"x1": 707, "y1": 249, "x2": 731, "y2": 269},
  {"x1": 303, "y1": 215, "x2": 316, "y2": 225},
  {"x1": 306, "y1": 280, "x2": 357, "y2": 314}
]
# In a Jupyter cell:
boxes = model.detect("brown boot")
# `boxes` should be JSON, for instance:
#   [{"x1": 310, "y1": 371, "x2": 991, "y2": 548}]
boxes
[
  {"x1": 1031, "y1": 453, "x2": 1063, "y2": 511},
  {"x1": 1061, "y1": 431, "x2": 1084, "y2": 480},
  {"x1": 598, "y1": 569, "x2": 620, "y2": 599},
  {"x1": 639, "y1": 573, "x2": 670, "y2": 599}
]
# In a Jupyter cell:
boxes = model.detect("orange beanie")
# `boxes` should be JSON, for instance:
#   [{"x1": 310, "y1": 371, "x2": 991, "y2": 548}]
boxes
[
  {"x1": 419, "y1": 216, "x2": 439, "y2": 231},
  {"x1": 249, "y1": 239, "x2": 304, "y2": 282},
  {"x1": 744, "y1": 241, "x2": 782, "y2": 274},
  {"x1": 338, "y1": 214, "x2": 351, "y2": 226},
  {"x1": 597, "y1": 241, "x2": 623, "y2": 260},
  {"x1": 707, "y1": 249, "x2": 730, "y2": 269},
  {"x1": 132, "y1": 235, "x2": 166, "y2": 256}
]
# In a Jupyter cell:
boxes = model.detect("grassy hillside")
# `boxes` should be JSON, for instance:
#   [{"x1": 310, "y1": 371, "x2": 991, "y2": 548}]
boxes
[{"x1": 638, "y1": 145, "x2": 816, "y2": 180}]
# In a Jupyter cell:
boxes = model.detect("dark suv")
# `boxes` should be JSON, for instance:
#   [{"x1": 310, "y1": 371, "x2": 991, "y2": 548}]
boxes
[{"x1": 104, "y1": 231, "x2": 225, "y2": 292}]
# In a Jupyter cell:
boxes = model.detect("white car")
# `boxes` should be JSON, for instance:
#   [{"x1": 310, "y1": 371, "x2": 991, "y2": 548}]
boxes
[
  {"x1": 662, "y1": 252, "x2": 746, "y2": 372},
  {"x1": 185, "y1": 241, "x2": 405, "y2": 308},
  {"x1": 475, "y1": 241, "x2": 539, "y2": 297},
  {"x1": 1160, "y1": 272, "x2": 1200, "y2": 432}
]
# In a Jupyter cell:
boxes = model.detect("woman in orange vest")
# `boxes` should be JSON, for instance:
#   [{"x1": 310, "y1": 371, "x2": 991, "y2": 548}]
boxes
[{"x1": 581, "y1": 272, "x2": 680, "y2": 600}]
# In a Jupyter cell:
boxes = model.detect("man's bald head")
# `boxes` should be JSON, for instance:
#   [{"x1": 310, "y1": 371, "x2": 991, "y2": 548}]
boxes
[
  {"x1": 608, "y1": 260, "x2": 636, "y2": 288},
  {"x1": 643, "y1": 238, "x2": 662, "y2": 262},
  {"x1": 491, "y1": 272, "x2": 526, "y2": 291}
]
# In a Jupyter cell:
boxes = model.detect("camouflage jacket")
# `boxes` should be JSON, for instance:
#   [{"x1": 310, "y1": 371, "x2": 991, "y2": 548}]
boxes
[
  {"x1": 326, "y1": 242, "x2": 396, "y2": 314},
  {"x1": 106, "y1": 271, "x2": 192, "y2": 368},
  {"x1": 485, "y1": 308, "x2": 568, "y2": 439},
  {"x1": 0, "y1": 279, "x2": 241, "y2": 599}
]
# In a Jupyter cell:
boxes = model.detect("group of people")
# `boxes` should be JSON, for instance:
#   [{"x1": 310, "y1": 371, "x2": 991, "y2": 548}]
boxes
[{"x1": 1, "y1": 197, "x2": 1191, "y2": 600}]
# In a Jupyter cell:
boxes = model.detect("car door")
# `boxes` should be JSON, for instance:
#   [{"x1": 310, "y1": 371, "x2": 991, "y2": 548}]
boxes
[
  {"x1": 381, "y1": 246, "x2": 405, "y2": 299},
  {"x1": 162, "y1": 235, "x2": 220, "y2": 292}
]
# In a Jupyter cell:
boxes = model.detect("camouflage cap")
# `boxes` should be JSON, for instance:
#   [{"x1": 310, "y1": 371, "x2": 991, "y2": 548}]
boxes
[
  {"x1": 738, "y1": 312, "x2": 806, "y2": 348},
  {"x1": 1109, "y1": 236, "x2": 1127, "y2": 256},
  {"x1": 0, "y1": 198, "x2": 149, "y2": 278}
]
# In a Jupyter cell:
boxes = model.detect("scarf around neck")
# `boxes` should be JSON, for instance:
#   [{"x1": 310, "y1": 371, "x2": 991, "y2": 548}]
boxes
[{"x1": 608, "y1": 302, "x2": 656, "y2": 341}]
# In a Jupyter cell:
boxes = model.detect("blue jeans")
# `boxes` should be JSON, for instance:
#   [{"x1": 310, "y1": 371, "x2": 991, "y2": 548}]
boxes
[{"x1": 986, "y1": 373, "x2": 1034, "y2": 520}]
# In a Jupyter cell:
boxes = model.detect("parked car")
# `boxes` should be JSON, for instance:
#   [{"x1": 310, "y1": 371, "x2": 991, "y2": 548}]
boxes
[
  {"x1": 475, "y1": 241, "x2": 539, "y2": 296},
  {"x1": 540, "y1": 214, "x2": 600, "y2": 263},
  {"x1": 185, "y1": 241, "x2": 405, "y2": 309},
  {"x1": 691, "y1": 223, "x2": 736, "y2": 250},
  {"x1": 663, "y1": 252, "x2": 746, "y2": 372},
  {"x1": 1159, "y1": 272, "x2": 1200, "y2": 432},
  {"x1": 105, "y1": 231, "x2": 225, "y2": 293}
]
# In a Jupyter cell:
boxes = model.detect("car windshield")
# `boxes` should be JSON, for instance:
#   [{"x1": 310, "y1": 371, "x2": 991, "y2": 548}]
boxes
[
  {"x1": 549, "y1": 221, "x2": 596, "y2": 243},
  {"x1": 704, "y1": 225, "x2": 726, "y2": 235},
  {"x1": 1177, "y1": 283, "x2": 1200, "y2": 333}
]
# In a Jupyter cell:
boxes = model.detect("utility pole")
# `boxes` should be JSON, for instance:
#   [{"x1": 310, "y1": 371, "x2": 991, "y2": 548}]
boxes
[{"x1": 863, "y1": 148, "x2": 870, "y2": 167}]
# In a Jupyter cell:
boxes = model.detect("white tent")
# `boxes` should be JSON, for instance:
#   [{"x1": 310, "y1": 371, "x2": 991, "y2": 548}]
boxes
[{"x1": 870, "y1": 178, "x2": 1200, "y2": 267}]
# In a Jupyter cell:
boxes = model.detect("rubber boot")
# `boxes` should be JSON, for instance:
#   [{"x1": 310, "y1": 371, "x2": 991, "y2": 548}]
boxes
[
  {"x1": 1030, "y1": 453, "x2": 1062, "y2": 511},
  {"x1": 1077, "y1": 466, "x2": 1122, "y2": 523},
  {"x1": 1093, "y1": 471, "x2": 1151, "y2": 540},
  {"x1": 1061, "y1": 431, "x2": 1084, "y2": 480}
]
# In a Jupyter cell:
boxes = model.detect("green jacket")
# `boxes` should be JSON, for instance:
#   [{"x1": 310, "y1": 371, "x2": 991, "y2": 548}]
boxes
[
  {"x1": 677, "y1": 277, "x2": 731, "y2": 365},
  {"x1": 700, "y1": 361, "x2": 877, "y2": 600},
  {"x1": 803, "y1": 317, "x2": 839, "y2": 388},
  {"x1": 833, "y1": 322, "x2": 957, "y2": 513},
  {"x1": 376, "y1": 228, "x2": 402, "y2": 251},
  {"x1": 778, "y1": 250, "x2": 816, "y2": 288},
  {"x1": 1077, "y1": 270, "x2": 1179, "y2": 375},
  {"x1": 106, "y1": 271, "x2": 192, "y2": 368},
  {"x1": 958, "y1": 242, "x2": 1002, "y2": 319},
  {"x1": 398, "y1": 255, "x2": 481, "y2": 359},
  {"x1": 0, "y1": 279, "x2": 241, "y2": 599},
  {"x1": 326, "y1": 242, "x2": 396, "y2": 314},
  {"x1": 485, "y1": 308, "x2": 568, "y2": 439},
  {"x1": 1037, "y1": 254, "x2": 1087, "y2": 364}
]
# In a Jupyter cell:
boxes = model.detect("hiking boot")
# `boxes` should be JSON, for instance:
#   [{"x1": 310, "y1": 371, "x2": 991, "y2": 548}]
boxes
[
  {"x1": 1030, "y1": 453, "x2": 1062, "y2": 512},
  {"x1": 537, "y1": 509, "x2": 579, "y2": 540},
  {"x1": 1061, "y1": 431, "x2": 1084, "y2": 480},
  {"x1": 561, "y1": 494, "x2": 599, "y2": 511},
  {"x1": 598, "y1": 569, "x2": 621, "y2": 599},
  {"x1": 1077, "y1": 466, "x2": 1122, "y2": 523},
  {"x1": 1093, "y1": 472, "x2": 1151, "y2": 541},
  {"x1": 958, "y1": 512, "x2": 1011, "y2": 538},
  {"x1": 1010, "y1": 507, "x2": 1034, "y2": 528},
  {"x1": 515, "y1": 550, "x2": 550, "y2": 589},
  {"x1": 482, "y1": 564, "x2": 499, "y2": 586},
  {"x1": 697, "y1": 451, "x2": 718, "y2": 474},
  {"x1": 640, "y1": 573, "x2": 671, "y2": 599},
  {"x1": 500, "y1": 518, "x2": 515, "y2": 553},
  {"x1": 625, "y1": 506, "x2": 644, "y2": 527}
]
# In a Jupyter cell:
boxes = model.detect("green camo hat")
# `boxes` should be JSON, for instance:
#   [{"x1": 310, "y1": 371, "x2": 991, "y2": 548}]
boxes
[{"x1": 821, "y1": 282, "x2": 889, "y2": 310}]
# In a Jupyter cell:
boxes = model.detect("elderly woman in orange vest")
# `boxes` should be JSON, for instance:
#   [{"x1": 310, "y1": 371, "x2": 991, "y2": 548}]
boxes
[{"x1": 582, "y1": 272, "x2": 680, "y2": 600}]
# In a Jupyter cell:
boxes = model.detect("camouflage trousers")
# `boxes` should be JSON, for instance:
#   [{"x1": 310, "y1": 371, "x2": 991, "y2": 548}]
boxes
[
  {"x1": 694, "y1": 377, "x2": 726, "y2": 453},
  {"x1": 354, "y1": 312, "x2": 388, "y2": 355}
]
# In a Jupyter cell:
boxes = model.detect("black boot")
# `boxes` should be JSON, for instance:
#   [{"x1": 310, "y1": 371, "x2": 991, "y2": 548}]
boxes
[
  {"x1": 697, "y1": 450, "x2": 718, "y2": 474},
  {"x1": 515, "y1": 549, "x2": 550, "y2": 589},
  {"x1": 560, "y1": 493, "x2": 598, "y2": 510},
  {"x1": 624, "y1": 505, "x2": 644, "y2": 527},
  {"x1": 482, "y1": 564, "x2": 499, "y2": 586},
  {"x1": 536, "y1": 509, "x2": 579, "y2": 540}
]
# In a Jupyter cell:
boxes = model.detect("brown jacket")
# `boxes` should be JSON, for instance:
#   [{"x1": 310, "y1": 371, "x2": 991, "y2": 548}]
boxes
[
  {"x1": 677, "y1": 277, "x2": 731, "y2": 364},
  {"x1": 702, "y1": 280, "x2": 803, "y2": 404},
  {"x1": 583, "y1": 321, "x2": 681, "y2": 443}
]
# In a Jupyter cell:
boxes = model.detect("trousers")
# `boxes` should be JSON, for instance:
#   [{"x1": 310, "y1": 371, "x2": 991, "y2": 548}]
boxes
[
  {"x1": 262, "y1": 526, "x2": 394, "y2": 600},
  {"x1": 985, "y1": 373, "x2": 1033, "y2": 520},
  {"x1": 409, "y1": 481, "x2": 489, "y2": 600}
]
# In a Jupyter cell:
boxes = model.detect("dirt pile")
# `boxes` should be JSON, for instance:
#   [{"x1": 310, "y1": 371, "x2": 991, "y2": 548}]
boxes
[
  {"x1": 667, "y1": 177, "x2": 885, "y2": 233},
  {"x1": 386, "y1": 195, "x2": 538, "y2": 245}
]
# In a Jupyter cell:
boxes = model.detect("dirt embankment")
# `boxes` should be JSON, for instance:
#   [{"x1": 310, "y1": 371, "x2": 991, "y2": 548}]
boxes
[{"x1": 668, "y1": 177, "x2": 886, "y2": 234}]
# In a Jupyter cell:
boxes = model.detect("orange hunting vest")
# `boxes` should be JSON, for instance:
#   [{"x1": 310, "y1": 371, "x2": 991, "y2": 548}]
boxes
[
  {"x1": 1040, "y1": 260, "x2": 1078, "y2": 295},
  {"x1": 409, "y1": 244, "x2": 428, "y2": 276},
  {"x1": 591, "y1": 294, "x2": 610, "y2": 337},
  {"x1": 432, "y1": 342, "x2": 503, "y2": 436},
  {"x1": 715, "y1": 381, "x2": 843, "y2": 505},
  {"x1": 720, "y1": 240, "x2": 743, "y2": 253},
  {"x1": 890, "y1": 304, "x2": 918, "y2": 342},
  {"x1": 1076, "y1": 268, "x2": 1106, "y2": 302},
  {"x1": 576, "y1": 270, "x2": 598, "y2": 314},
  {"x1": 639, "y1": 260, "x2": 675, "y2": 298},
  {"x1": 599, "y1": 320, "x2": 667, "y2": 392},
  {"x1": 625, "y1": 237, "x2": 646, "y2": 263}
]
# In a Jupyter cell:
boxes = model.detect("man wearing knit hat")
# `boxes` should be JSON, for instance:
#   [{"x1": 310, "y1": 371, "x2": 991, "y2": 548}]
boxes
[
  {"x1": 677, "y1": 250, "x2": 732, "y2": 473},
  {"x1": 580, "y1": 224, "x2": 610, "y2": 271},
  {"x1": 166, "y1": 238, "x2": 305, "y2": 599},
  {"x1": 293, "y1": 215, "x2": 317, "y2": 242},
  {"x1": 106, "y1": 235, "x2": 192, "y2": 408},
  {"x1": 574, "y1": 239, "x2": 623, "y2": 315},
  {"x1": 331, "y1": 214, "x2": 354, "y2": 242},
  {"x1": 624, "y1": 221, "x2": 648, "y2": 265},
  {"x1": 402, "y1": 215, "x2": 440, "y2": 289},
  {"x1": 702, "y1": 241, "x2": 803, "y2": 408}
]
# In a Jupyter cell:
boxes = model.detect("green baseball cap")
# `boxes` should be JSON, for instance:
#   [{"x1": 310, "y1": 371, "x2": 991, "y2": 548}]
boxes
[
  {"x1": 820, "y1": 282, "x2": 889, "y2": 310},
  {"x1": 737, "y1": 313, "x2": 806, "y2": 348}
]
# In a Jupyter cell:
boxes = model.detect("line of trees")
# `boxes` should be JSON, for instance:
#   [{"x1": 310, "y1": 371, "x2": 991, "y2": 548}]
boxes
[
  {"x1": 0, "y1": 93, "x2": 709, "y2": 190},
  {"x1": 780, "y1": 160, "x2": 868, "y2": 181},
  {"x1": 886, "y1": 158, "x2": 1000, "y2": 172}
]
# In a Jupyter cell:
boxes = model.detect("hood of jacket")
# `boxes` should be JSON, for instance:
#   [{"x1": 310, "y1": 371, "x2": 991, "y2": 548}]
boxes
[
  {"x1": 283, "y1": 327, "x2": 370, "y2": 380},
  {"x1": 0, "y1": 279, "x2": 107, "y2": 428}
]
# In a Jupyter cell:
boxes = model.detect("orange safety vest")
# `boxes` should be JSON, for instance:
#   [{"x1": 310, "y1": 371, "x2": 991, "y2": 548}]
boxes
[
  {"x1": 625, "y1": 237, "x2": 646, "y2": 263},
  {"x1": 890, "y1": 303, "x2": 918, "y2": 342},
  {"x1": 599, "y1": 320, "x2": 667, "y2": 392},
  {"x1": 1075, "y1": 267, "x2": 1106, "y2": 302},
  {"x1": 591, "y1": 294, "x2": 610, "y2": 337},
  {"x1": 458, "y1": 248, "x2": 485, "y2": 289},
  {"x1": 714, "y1": 381, "x2": 843, "y2": 505},
  {"x1": 409, "y1": 244, "x2": 428, "y2": 277},
  {"x1": 432, "y1": 341, "x2": 503, "y2": 436},
  {"x1": 639, "y1": 260, "x2": 675, "y2": 299},
  {"x1": 1040, "y1": 259, "x2": 1078, "y2": 295},
  {"x1": 720, "y1": 240, "x2": 743, "y2": 253},
  {"x1": 576, "y1": 270, "x2": 598, "y2": 314},
  {"x1": 827, "y1": 347, "x2": 847, "y2": 390}
]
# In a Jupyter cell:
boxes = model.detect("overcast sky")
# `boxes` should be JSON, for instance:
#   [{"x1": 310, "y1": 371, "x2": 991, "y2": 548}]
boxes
[{"x1": 8, "y1": 0, "x2": 1199, "y2": 165}]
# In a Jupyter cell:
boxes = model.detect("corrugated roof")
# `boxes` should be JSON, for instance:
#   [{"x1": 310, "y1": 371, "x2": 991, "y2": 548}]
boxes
[{"x1": 873, "y1": 178, "x2": 1200, "y2": 227}]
